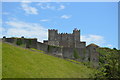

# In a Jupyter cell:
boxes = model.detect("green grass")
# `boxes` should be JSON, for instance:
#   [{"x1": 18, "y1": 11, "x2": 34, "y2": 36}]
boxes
[
  {"x1": 30, "y1": 48, "x2": 44, "y2": 53},
  {"x1": 2, "y1": 42, "x2": 96, "y2": 78},
  {"x1": 66, "y1": 59, "x2": 81, "y2": 64}
]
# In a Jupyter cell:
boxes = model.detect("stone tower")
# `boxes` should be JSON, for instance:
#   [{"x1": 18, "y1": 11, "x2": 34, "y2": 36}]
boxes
[
  {"x1": 48, "y1": 29, "x2": 58, "y2": 41},
  {"x1": 73, "y1": 28, "x2": 80, "y2": 48},
  {"x1": 73, "y1": 28, "x2": 80, "y2": 42},
  {"x1": 44, "y1": 28, "x2": 86, "y2": 48}
]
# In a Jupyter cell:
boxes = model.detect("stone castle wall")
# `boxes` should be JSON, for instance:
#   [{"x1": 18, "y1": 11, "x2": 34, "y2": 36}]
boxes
[
  {"x1": 2, "y1": 36, "x2": 99, "y2": 67},
  {"x1": 26, "y1": 39, "x2": 37, "y2": 49},
  {"x1": 37, "y1": 42, "x2": 48, "y2": 52},
  {"x1": 2, "y1": 37, "x2": 88, "y2": 60},
  {"x1": 2, "y1": 37, "x2": 37, "y2": 48},
  {"x1": 47, "y1": 45, "x2": 62, "y2": 56},
  {"x1": 3, "y1": 38, "x2": 17, "y2": 44}
]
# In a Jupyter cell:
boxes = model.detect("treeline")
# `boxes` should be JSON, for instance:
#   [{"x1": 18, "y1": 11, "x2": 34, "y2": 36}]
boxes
[{"x1": 95, "y1": 47, "x2": 120, "y2": 79}]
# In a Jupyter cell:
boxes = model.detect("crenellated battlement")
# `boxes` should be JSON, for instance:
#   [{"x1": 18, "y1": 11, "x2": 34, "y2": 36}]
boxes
[
  {"x1": 60, "y1": 33, "x2": 68, "y2": 35},
  {"x1": 48, "y1": 29, "x2": 58, "y2": 31},
  {"x1": 58, "y1": 33, "x2": 73, "y2": 35},
  {"x1": 73, "y1": 28, "x2": 80, "y2": 31}
]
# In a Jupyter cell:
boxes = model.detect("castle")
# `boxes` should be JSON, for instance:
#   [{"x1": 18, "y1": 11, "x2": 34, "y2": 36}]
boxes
[
  {"x1": 2, "y1": 29, "x2": 99, "y2": 67},
  {"x1": 44, "y1": 28, "x2": 86, "y2": 48}
]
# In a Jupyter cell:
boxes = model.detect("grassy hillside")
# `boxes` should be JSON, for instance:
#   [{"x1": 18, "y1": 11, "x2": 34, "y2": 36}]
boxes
[{"x1": 2, "y1": 42, "x2": 96, "y2": 78}]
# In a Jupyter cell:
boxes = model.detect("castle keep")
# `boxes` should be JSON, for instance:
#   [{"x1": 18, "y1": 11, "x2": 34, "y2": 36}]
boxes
[
  {"x1": 2, "y1": 29, "x2": 99, "y2": 67},
  {"x1": 44, "y1": 28, "x2": 86, "y2": 48}
]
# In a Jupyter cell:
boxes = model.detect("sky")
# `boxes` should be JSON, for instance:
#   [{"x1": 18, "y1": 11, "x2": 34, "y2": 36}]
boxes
[{"x1": 1, "y1": 2, "x2": 118, "y2": 49}]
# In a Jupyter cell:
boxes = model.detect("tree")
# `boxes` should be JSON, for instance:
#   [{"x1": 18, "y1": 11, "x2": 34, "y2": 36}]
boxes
[
  {"x1": 113, "y1": 48, "x2": 117, "y2": 50},
  {"x1": 95, "y1": 48, "x2": 119, "y2": 78}
]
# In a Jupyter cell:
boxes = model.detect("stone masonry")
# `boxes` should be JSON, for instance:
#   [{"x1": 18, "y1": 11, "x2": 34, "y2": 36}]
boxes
[{"x1": 43, "y1": 28, "x2": 86, "y2": 48}]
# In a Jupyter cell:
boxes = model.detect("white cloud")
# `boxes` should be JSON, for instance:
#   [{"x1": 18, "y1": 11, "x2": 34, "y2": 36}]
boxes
[
  {"x1": 21, "y1": 2, "x2": 38, "y2": 15},
  {"x1": 37, "y1": 3, "x2": 65, "y2": 10},
  {"x1": 81, "y1": 34, "x2": 105, "y2": 46},
  {"x1": 61, "y1": 15, "x2": 71, "y2": 19},
  {"x1": 37, "y1": 3, "x2": 55, "y2": 10},
  {"x1": 5, "y1": 20, "x2": 48, "y2": 42},
  {"x1": 57, "y1": 5, "x2": 65, "y2": 10},
  {"x1": 40, "y1": 19, "x2": 49, "y2": 22}
]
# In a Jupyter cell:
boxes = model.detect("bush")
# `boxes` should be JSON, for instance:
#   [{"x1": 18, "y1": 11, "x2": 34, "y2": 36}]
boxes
[
  {"x1": 95, "y1": 48, "x2": 119, "y2": 78},
  {"x1": 16, "y1": 39, "x2": 23, "y2": 45},
  {"x1": 73, "y1": 49, "x2": 80, "y2": 59},
  {"x1": 28, "y1": 40, "x2": 32, "y2": 45},
  {"x1": 113, "y1": 48, "x2": 117, "y2": 50},
  {"x1": 47, "y1": 45, "x2": 51, "y2": 52}
]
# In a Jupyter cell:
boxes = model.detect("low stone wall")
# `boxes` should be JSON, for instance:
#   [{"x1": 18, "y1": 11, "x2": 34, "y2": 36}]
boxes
[
  {"x1": 25, "y1": 39, "x2": 37, "y2": 49},
  {"x1": 47, "y1": 45, "x2": 62, "y2": 56},
  {"x1": 62, "y1": 47, "x2": 74, "y2": 58},
  {"x1": 62, "y1": 47, "x2": 87, "y2": 61},
  {"x1": 3, "y1": 38, "x2": 16, "y2": 44},
  {"x1": 3, "y1": 38, "x2": 37, "y2": 48},
  {"x1": 37, "y1": 42, "x2": 48, "y2": 52},
  {"x1": 76, "y1": 48, "x2": 86, "y2": 61}
]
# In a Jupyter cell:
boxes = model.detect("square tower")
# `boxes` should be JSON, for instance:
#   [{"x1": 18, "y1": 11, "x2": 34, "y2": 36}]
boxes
[
  {"x1": 73, "y1": 28, "x2": 80, "y2": 42},
  {"x1": 48, "y1": 29, "x2": 58, "y2": 41}
]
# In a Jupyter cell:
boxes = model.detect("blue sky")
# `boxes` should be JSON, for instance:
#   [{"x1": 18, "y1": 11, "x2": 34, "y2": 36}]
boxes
[{"x1": 1, "y1": 2, "x2": 118, "y2": 48}]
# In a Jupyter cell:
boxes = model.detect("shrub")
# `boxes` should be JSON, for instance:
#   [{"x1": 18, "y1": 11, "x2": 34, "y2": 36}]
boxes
[
  {"x1": 28, "y1": 40, "x2": 32, "y2": 45},
  {"x1": 16, "y1": 39, "x2": 22, "y2": 45},
  {"x1": 47, "y1": 45, "x2": 51, "y2": 52},
  {"x1": 95, "y1": 48, "x2": 119, "y2": 78},
  {"x1": 113, "y1": 48, "x2": 117, "y2": 50},
  {"x1": 73, "y1": 49, "x2": 80, "y2": 59}
]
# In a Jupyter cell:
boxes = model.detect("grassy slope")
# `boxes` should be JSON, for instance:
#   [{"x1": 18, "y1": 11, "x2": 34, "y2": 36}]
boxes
[{"x1": 2, "y1": 42, "x2": 96, "y2": 78}]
